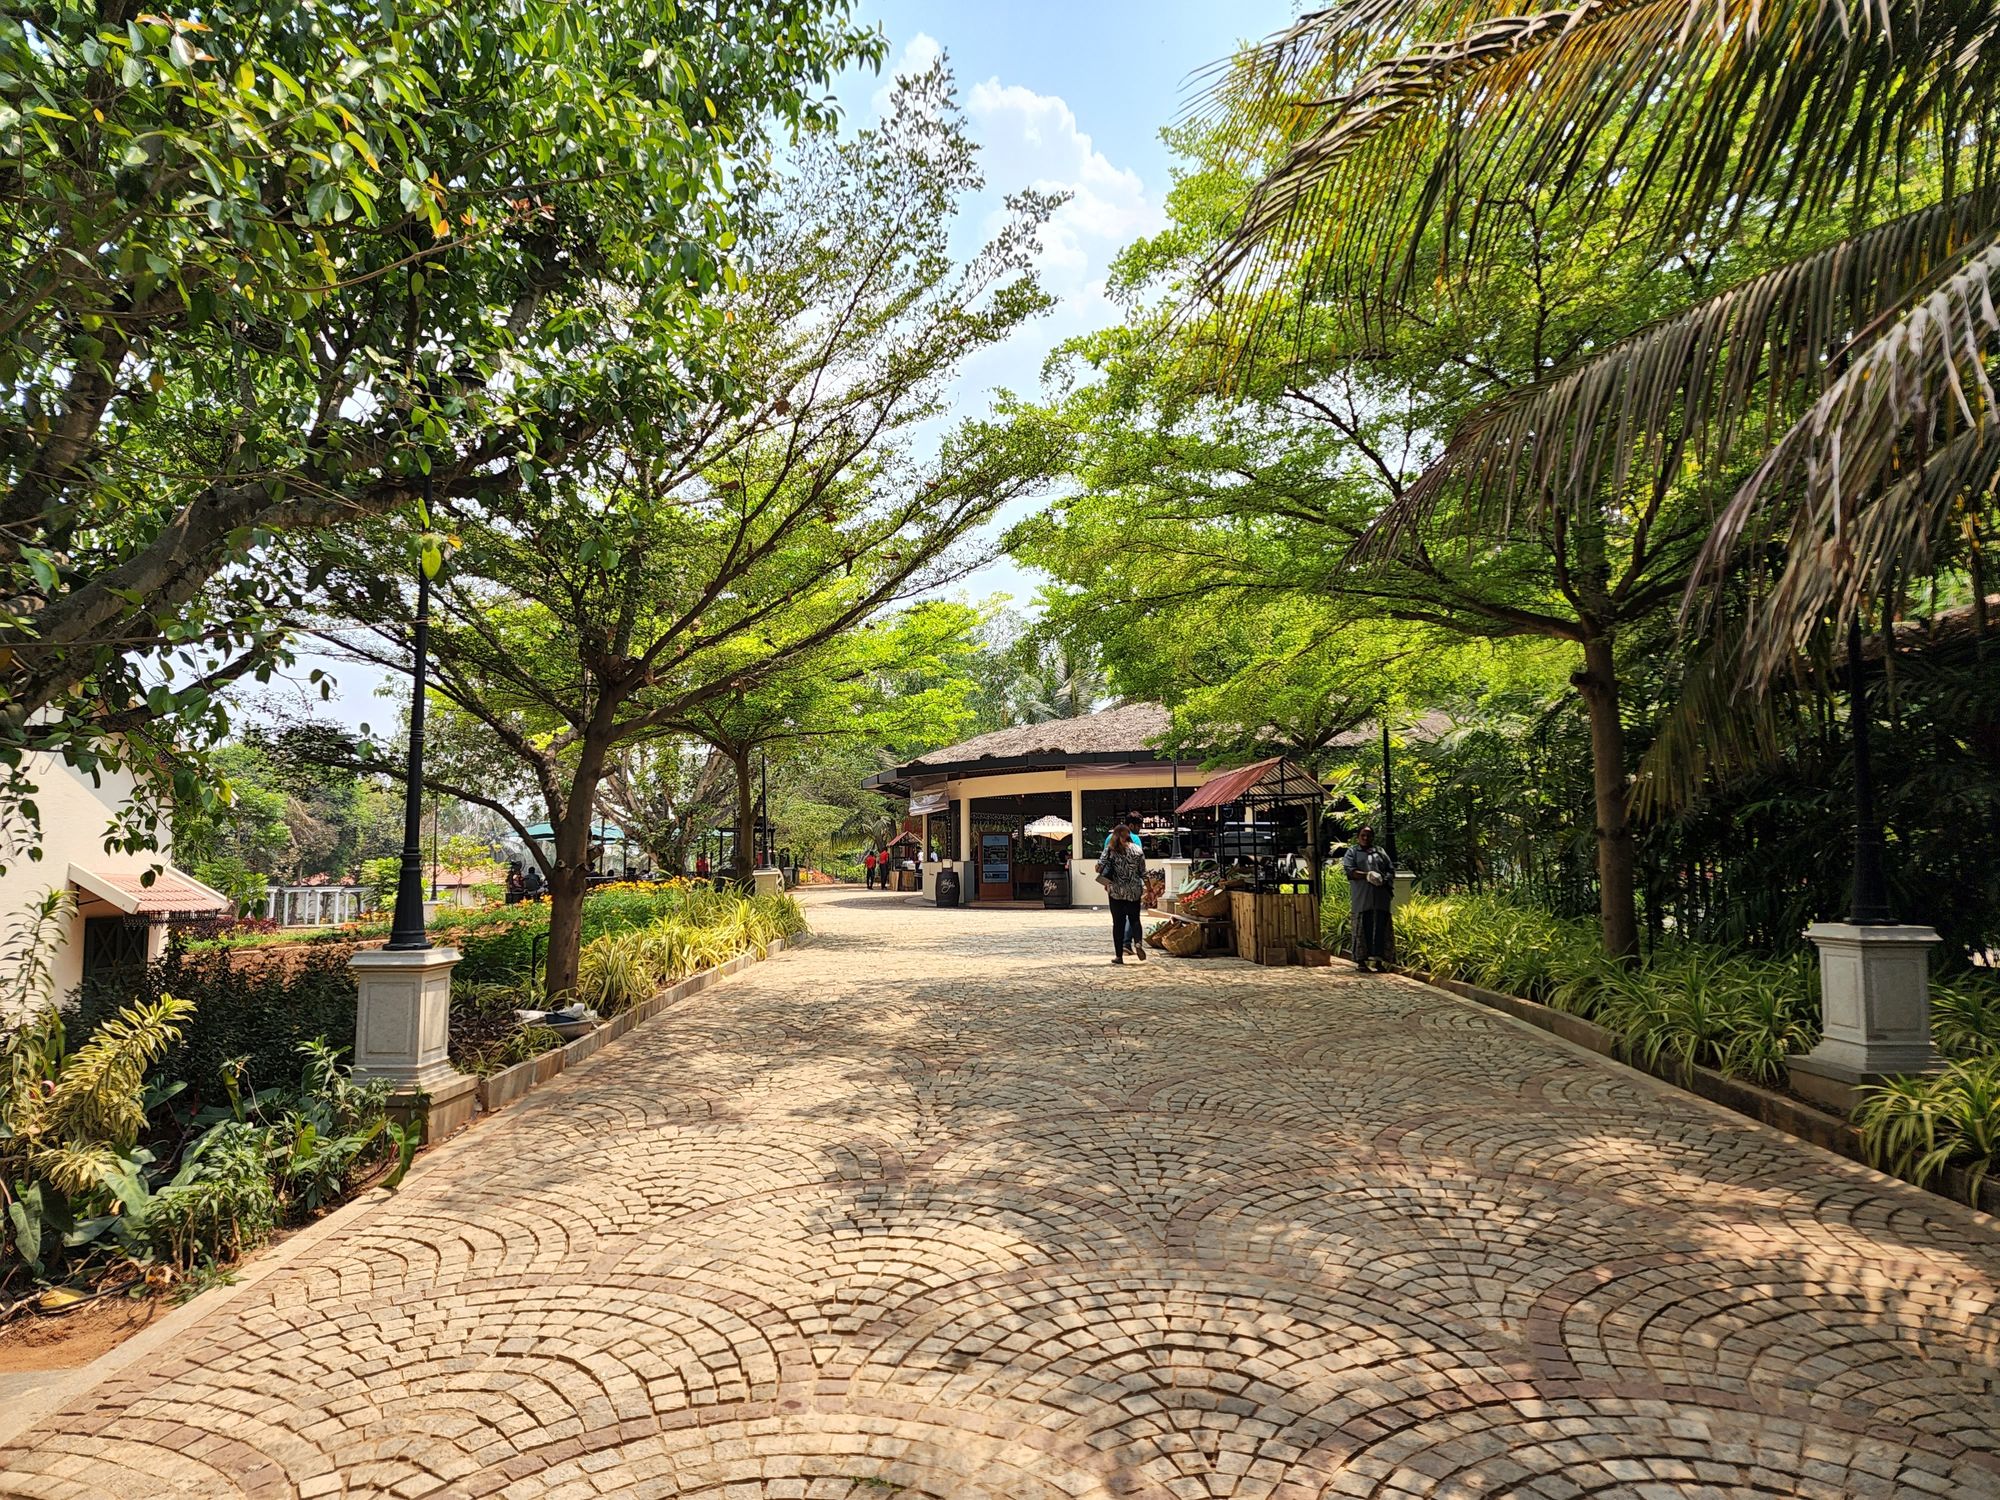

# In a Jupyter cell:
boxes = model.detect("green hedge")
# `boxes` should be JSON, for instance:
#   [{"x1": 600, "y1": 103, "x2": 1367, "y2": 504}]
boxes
[
  {"x1": 1335, "y1": 890, "x2": 1999, "y2": 1085},
  {"x1": 76, "y1": 945, "x2": 359, "y2": 1105},
  {"x1": 73, "y1": 883, "x2": 805, "y2": 1103}
]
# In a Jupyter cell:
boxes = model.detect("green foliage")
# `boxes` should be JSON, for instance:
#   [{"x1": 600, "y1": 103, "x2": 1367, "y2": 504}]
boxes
[
  {"x1": 5, "y1": 981, "x2": 389, "y2": 1288},
  {"x1": 193, "y1": 857, "x2": 265, "y2": 915},
  {"x1": 571, "y1": 890, "x2": 806, "y2": 1014},
  {"x1": 0, "y1": 0, "x2": 884, "y2": 864},
  {"x1": 145, "y1": 1122, "x2": 278, "y2": 1273},
  {"x1": 1855, "y1": 1059, "x2": 2000, "y2": 1206},
  {"x1": 1369, "y1": 891, "x2": 1835, "y2": 1087},
  {"x1": 80, "y1": 947, "x2": 357, "y2": 1106},
  {"x1": 360, "y1": 857, "x2": 401, "y2": 912},
  {"x1": 309, "y1": 62, "x2": 1059, "y2": 999},
  {"x1": 1934, "y1": 977, "x2": 2000, "y2": 1063}
]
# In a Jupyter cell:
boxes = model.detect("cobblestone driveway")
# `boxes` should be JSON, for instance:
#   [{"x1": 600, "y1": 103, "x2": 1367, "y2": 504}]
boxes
[{"x1": 6, "y1": 890, "x2": 2000, "y2": 1499}]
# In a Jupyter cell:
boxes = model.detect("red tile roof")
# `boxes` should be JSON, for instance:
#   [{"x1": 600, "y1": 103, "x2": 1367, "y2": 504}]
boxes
[{"x1": 69, "y1": 864, "x2": 231, "y2": 915}]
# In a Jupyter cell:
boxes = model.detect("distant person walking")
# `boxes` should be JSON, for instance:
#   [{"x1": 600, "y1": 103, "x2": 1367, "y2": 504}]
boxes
[
  {"x1": 1095, "y1": 824, "x2": 1148, "y2": 965},
  {"x1": 864, "y1": 849, "x2": 879, "y2": 889},
  {"x1": 695, "y1": 853, "x2": 710, "y2": 879},
  {"x1": 1342, "y1": 825, "x2": 1395, "y2": 971}
]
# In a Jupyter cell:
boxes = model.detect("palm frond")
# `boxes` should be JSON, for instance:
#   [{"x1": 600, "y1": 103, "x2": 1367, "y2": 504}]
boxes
[
  {"x1": 1199, "y1": 0, "x2": 2000, "y2": 313},
  {"x1": 1359, "y1": 193, "x2": 2000, "y2": 554},
  {"x1": 1628, "y1": 615, "x2": 1804, "y2": 821},
  {"x1": 1695, "y1": 236, "x2": 2000, "y2": 672}
]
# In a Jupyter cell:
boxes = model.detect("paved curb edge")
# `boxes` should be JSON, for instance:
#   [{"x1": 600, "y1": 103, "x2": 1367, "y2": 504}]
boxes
[
  {"x1": 0, "y1": 927, "x2": 814, "y2": 1449},
  {"x1": 1399, "y1": 967, "x2": 2000, "y2": 1227}
]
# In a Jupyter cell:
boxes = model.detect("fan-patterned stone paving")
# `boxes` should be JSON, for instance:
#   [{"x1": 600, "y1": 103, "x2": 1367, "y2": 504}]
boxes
[{"x1": 4, "y1": 889, "x2": 1999, "y2": 1498}]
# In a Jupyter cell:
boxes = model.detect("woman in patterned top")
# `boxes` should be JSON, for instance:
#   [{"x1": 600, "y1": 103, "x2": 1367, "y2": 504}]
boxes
[{"x1": 1095, "y1": 824, "x2": 1149, "y2": 964}]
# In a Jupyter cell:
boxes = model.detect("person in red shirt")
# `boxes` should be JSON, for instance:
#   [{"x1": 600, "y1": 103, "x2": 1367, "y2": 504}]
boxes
[{"x1": 863, "y1": 849, "x2": 878, "y2": 889}]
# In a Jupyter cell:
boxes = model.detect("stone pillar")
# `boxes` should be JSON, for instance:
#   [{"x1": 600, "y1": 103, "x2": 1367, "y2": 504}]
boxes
[
  {"x1": 752, "y1": 867, "x2": 784, "y2": 899},
  {"x1": 1068, "y1": 784, "x2": 1091, "y2": 906},
  {"x1": 957, "y1": 794, "x2": 973, "y2": 897},
  {"x1": 350, "y1": 946, "x2": 476, "y2": 1142},
  {"x1": 1787, "y1": 922, "x2": 1943, "y2": 1112}
]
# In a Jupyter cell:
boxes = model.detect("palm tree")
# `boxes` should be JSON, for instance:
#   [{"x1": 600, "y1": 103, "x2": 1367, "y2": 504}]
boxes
[
  {"x1": 1010, "y1": 638, "x2": 1112, "y2": 724},
  {"x1": 1198, "y1": 0, "x2": 2000, "y2": 671}
]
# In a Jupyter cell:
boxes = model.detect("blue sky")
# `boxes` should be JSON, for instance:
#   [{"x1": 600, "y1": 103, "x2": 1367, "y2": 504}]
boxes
[
  {"x1": 840, "y1": 1, "x2": 1296, "y2": 604},
  {"x1": 296, "y1": 2, "x2": 1297, "y2": 731}
]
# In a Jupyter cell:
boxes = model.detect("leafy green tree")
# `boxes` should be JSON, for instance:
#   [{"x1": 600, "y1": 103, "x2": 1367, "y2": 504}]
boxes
[
  {"x1": 172, "y1": 745, "x2": 293, "y2": 874},
  {"x1": 671, "y1": 603, "x2": 984, "y2": 878},
  {"x1": 321, "y1": 66, "x2": 1060, "y2": 995},
  {"x1": 596, "y1": 742, "x2": 734, "y2": 875},
  {"x1": 0, "y1": 0, "x2": 882, "y2": 864},
  {"x1": 1200, "y1": 2, "x2": 1999, "y2": 686},
  {"x1": 1014, "y1": 115, "x2": 1723, "y2": 954}
]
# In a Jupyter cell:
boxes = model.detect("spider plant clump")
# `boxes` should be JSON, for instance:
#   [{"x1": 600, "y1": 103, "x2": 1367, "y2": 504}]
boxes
[
  {"x1": 569, "y1": 890, "x2": 807, "y2": 1014},
  {"x1": 1854, "y1": 1059, "x2": 2000, "y2": 1206}
]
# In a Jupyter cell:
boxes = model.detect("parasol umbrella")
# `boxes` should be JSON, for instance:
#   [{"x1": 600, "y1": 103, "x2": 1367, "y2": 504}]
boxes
[{"x1": 1022, "y1": 815, "x2": 1074, "y2": 839}]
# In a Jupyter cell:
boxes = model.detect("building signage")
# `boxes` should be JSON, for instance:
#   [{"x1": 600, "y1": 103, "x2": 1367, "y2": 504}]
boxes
[{"x1": 980, "y1": 832, "x2": 1010, "y2": 886}]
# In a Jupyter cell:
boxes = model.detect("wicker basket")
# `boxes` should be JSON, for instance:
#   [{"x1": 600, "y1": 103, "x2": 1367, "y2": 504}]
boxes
[
  {"x1": 1161, "y1": 920, "x2": 1205, "y2": 957},
  {"x1": 1181, "y1": 888, "x2": 1231, "y2": 920}
]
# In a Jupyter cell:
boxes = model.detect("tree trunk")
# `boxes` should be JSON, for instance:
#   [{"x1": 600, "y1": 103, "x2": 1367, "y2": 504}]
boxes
[
  {"x1": 543, "y1": 859, "x2": 590, "y2": 1000},
  {"x1": 542, "y1": 753, "x2": 608, "y2": 1000},
  {"x1": 1575, "y1": 634, "x2": 1639, "y2": 959},
  {"x1": 730, "y1": 745, "x2": 755, "y2": 883}
]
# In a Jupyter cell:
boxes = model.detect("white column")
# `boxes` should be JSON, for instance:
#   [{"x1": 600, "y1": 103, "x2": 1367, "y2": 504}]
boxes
[
  {"x1": 351, "y1": 944, "x2": 474, "y2": 1140},
  {"x1": 1069, "y1": 783, "x2": 1088, "y2": 906},
  {"x1": 1789, "y1": 921, "x2": 1943, "y2": 1110}
]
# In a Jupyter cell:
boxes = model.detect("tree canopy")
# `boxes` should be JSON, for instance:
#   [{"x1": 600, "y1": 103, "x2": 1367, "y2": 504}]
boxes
[{"x1": 0, "y1": 0, "x2": 881, "y2": 861}]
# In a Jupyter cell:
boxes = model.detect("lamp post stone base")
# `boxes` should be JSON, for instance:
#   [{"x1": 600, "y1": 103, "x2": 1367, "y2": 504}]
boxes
[
  {"x1": 1787, "y1": 921, "x2": 1943, "y2": 1114},
  {"x1": 351, "y1": 945, "x2": 473, "y2": 1144}
]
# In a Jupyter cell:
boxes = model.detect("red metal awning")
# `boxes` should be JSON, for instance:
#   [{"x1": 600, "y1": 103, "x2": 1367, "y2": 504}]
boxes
[
  {"x1": 68, "y1": 863, "x2": 232, "y2": 916},
  {"x1": 1176, "y1": 758, "x2": 1281, "y2": 814},
  {"x1": 1176, "y1": 756, "x2": 1327, "y2": 815}
]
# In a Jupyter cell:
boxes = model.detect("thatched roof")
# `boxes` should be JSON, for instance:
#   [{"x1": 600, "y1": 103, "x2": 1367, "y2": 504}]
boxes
[
  {"x1": 908, "y1": 701, "x2": 1172, "y2": 769},
  {"x1": 865, "y1": 702, "x2": 1457, "y2": 798}
]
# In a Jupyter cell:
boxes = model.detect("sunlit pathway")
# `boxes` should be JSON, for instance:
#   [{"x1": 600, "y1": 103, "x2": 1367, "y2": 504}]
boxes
[{"x1": 5, "y1": 888, "x2": 2000, "y2": 1498}]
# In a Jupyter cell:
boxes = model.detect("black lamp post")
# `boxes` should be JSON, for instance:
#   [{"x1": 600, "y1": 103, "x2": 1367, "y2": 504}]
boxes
[
  {"x1": 1846, "y1": 616, "x2": 1894, "y2": 924},
  {"x1": 759, "y1": 752, "x2": 769, "y2": 868},
  {"x1": 385, "y1": 481, "x2": 434, "y2": 952},
  {"x1": 1380, "y1": 718, "x2": 1398, "y2": 867}
]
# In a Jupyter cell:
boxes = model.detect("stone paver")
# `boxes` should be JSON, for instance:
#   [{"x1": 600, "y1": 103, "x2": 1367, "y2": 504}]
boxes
[{"x1": 5, "y1": 890, "x2": 2000, "y2": 1498}]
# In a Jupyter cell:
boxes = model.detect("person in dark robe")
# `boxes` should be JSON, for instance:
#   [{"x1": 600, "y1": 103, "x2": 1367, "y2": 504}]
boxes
[{"x1": 1341, "y1": 826, "x2": 1395, "y2": 970}]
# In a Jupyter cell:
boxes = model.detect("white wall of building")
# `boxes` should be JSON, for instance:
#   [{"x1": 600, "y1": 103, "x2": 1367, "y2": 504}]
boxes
[{"x1": 0, "y1": 754, "x2": 163, "y2": 1012}]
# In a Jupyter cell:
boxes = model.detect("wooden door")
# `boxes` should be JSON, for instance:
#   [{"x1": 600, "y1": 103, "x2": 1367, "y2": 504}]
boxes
[{"x1": 976, "y1": 830, "x2": 1012, "y2": 901}]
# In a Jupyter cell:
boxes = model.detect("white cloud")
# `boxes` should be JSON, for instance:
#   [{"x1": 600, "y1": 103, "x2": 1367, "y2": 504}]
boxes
[
  {"x1": 965, "y1": 77, "x2": 1161, "y2": 300},
  {"x1": 872, "y1": 32, "x2": 944, "y2": 116}
]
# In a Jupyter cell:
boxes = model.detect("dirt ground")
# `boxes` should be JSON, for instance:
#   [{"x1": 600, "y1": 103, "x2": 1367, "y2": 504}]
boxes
[{"x1": 0, "y1": 1294, "x2": 161, "y2": 1373}]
